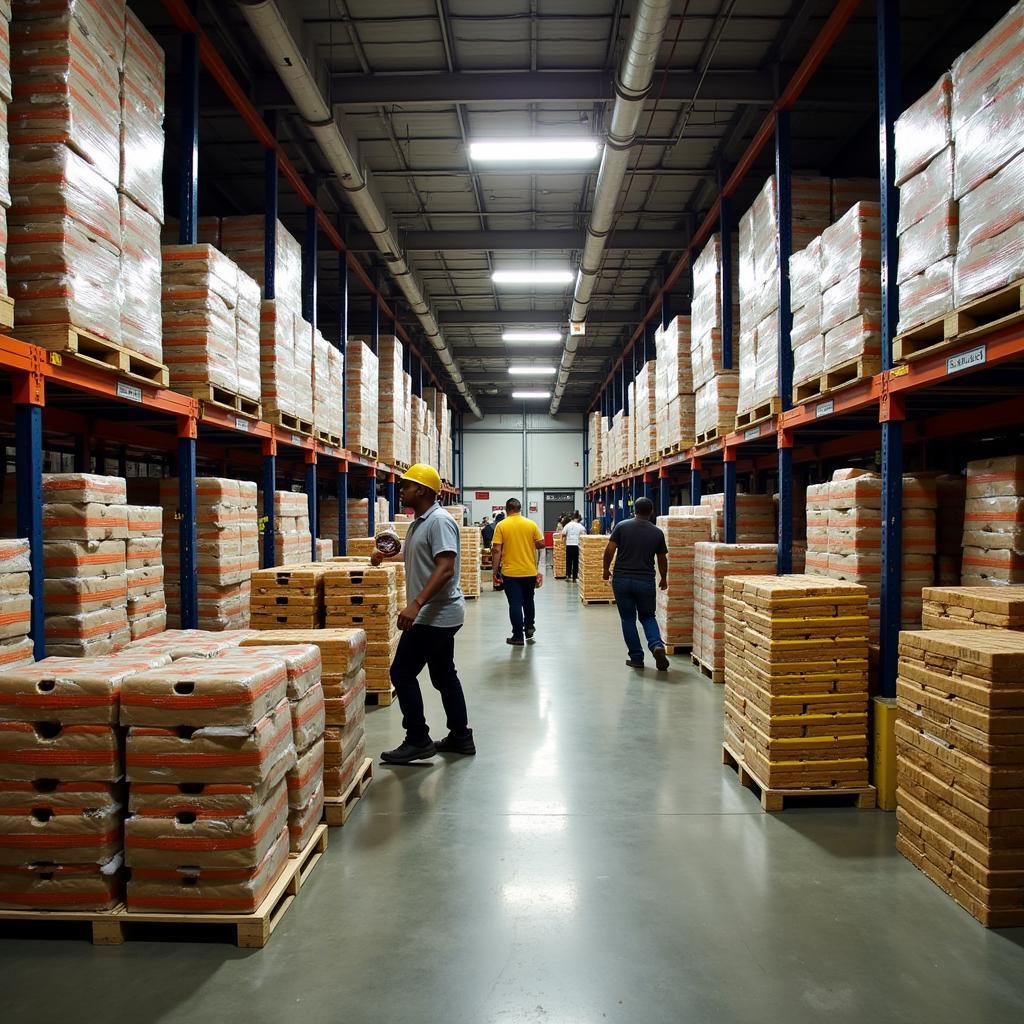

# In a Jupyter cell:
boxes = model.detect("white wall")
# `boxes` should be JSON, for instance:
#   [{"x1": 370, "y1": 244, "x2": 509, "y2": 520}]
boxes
[{"x1": 462, "y1": 412, "x2": 584, "y2": 528}]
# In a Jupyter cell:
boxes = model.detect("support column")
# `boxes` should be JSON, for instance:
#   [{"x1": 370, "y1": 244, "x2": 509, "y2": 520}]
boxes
[
  {"x1": 690, "y1": 457, "x2": 703, "y2": 506},
  {"x1": 178, "y1": 31, "x2": 199, "y2": 245},
  {"x1": 879, "y1": 0, "x2": 900, "y2": 374},
  {"x1": 369, "y1": 271, "x2": 380, "y2": 355},
  {"x1": 367, "y1": 469, "x2": 377, "y2": 536},
  {"x1": 723, "y1": 448, "x2": 737, "y2": 544},
  {"x1": 305, "y1": 451, "x2": 318, "y2": 562},
  {"x1": 777, "y1": 428, "x2": 794, "y2": 574},
  {"x1": 339, "y1": 248, "x2": 349, "y2": 448},
  {"x1": 14, "y1": 371, "x2": 45, "y2": 659},
  {"x1": 303, "y1": 199, "x2": 318, "y2": 330},
  {"x1": 642, "y1": 473, "x2": 653, "y2": 502},
  {"x1": 262, "y1": 438, "x2": 277, "y2": 569},
  {"x1": 177, "y1": 416, "x2": 198, "y2": 629},
  {"x1": 264, "y1": 113, "x2": 278, "y2": 300},
  {"x1": 775, "y1": 110, "x2": 794, "y2": 411},
  {"x1": 660, "y1": 288, "x2": 672, "y2": 332},
  {"x1": 880, "y1": 393, "x2": 905, "y2": 699},
  {"x1": 117, "y1": 445, "x2": 128, "y2": 480},
  {"x1": 388, "y1": 473, "x2": 397, "y2": 519},
  {"x1": 658, "y1": 469, "x2": 670, "y2": 517},
  {"x1": 337, "y1": 462, "x2": 349, "y2": 556},
  {"x1": 719, "y1": 165, "x2": 733, "y2": 370}
]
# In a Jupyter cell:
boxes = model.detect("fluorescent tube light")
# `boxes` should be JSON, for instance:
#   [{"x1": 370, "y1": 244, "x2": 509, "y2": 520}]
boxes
[
  {"x1": 470, "y1": 139, "x2": 600, "y2": 163},
  {"x1": 502, "y1": 331, "x2": 563, "y2": 343},
  {"x1": 508, "y1": 366, "x2": 556, "y2": 376},
  {"x1": 511, "y1": 390, "x2": 552, "y2": 399},
  {"x1": 492, "y1": 270, "x2": 574, "y2": 285}
]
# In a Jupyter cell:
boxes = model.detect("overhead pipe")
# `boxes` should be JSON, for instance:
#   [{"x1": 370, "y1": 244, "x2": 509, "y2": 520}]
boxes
[
  {"x1": 235, "y1": 0, "x2": 481, "y2": 418},
  {"x1": 551, "y1": 0, "x2": 673, "y2": 414}
]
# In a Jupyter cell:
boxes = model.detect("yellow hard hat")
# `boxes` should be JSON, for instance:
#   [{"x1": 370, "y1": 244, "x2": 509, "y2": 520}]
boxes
[{"x1": 401, "y1": 463, "x2": 442, "y2": 494}]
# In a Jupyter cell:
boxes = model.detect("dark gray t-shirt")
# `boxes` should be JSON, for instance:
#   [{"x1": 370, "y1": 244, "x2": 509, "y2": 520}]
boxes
[
  {"x1": 404, "y1": 503, "x2": 466, "y2": 627},
  {"x1": 609, "y1": 517, "x2": 668, "y2": 580}
]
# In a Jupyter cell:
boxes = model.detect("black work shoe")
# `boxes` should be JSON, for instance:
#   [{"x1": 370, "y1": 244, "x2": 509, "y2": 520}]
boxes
[
  {"x1": 506, "y1": 636, "x2": 525, "y2": 646},
  {"x1": 525, "y1": 627, "x2": 536, "y2": 640},
  {"x1": 380, "y1": 739, "x2": 436, "y2": 764},
  {"x1": 626, "y1": 659, "x2": 644, "y2": 669},
  {"x1": 653, "y1": 646, "x2": 670, "y2": 671},
  {"x1": 435, "y1": 730, "x2": 476, "y2": 755}
]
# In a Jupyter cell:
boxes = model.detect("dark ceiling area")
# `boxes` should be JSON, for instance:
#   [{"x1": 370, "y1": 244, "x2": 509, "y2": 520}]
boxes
[{"x1": 137, "y1": 0, "x2": 1013, "y2": 415}]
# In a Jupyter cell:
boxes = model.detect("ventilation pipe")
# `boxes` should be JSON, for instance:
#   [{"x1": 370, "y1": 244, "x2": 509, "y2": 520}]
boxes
[
  {"x1": 550, "y1": 0, "x2": 673, "y2": 414},
  {"x1": 236, "y1": 0, "x2": 481, "y2": 418}
]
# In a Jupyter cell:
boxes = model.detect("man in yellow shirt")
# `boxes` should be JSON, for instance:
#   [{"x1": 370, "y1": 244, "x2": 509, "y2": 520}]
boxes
[{"x1": 491, "y1": 497, "x2": 545, "y2": 646}]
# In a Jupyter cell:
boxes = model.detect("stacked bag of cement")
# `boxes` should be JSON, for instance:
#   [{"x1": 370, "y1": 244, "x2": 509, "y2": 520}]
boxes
[
  {"x1": 269, "y1": 490, "x2": 312, "y2": 567},
  {"x1": 921, "y1": 585, "x2": 1024, "y2": 630},
  {"x1": 43, "y1": 473, "x2": 129, "y2": 656},
  {"x1": 962, "y1": 455, "x2": 1024, "y2": 586},
  {"x1": 655, "y1": 513, "x2": 712, "y2": 649},
  {"x1": 124, "y1": 504, "x2": 164, "y2": 640},
  {"x1": 458, "y1": 526, "x2": 480, "y2": 598},
  {"x1": 0, "y1": 539, "x2": 33, "y2": 670},
  {"x1": 312, "y1": 328, "x2": 344, "y2": 444},
  {"x1": 700, "y1": 493, "x2": 775, "y2": 542},
  {"x1": 378, "y1": 334, "x2": 412, "y2": 466},
  {"x1": 346, "y1": 338, "x2": 379, "y2": 456},
  {"x1": 651, "y1": 316, "x2": 695, "y2": 452}
]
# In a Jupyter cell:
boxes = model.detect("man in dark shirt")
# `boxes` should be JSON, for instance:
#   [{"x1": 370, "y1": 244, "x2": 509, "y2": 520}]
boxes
[
  {"x1": 481, "y1": 516, "x2": 495, "y2": 548},
  {"x1": 602, "y1": 496, "x2": 671, "y2": 671}
]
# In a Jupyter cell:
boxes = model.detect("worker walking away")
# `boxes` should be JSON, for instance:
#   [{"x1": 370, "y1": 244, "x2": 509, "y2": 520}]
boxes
[
  {"x1": 371, "y1": 463, "x2": 475, "y2": 763},
  {"x1": 491, "y1": 497, "x2": 545, "y2": 646},
  {"x1": 481, "y1": 515, "x2": 495, "y2": 548},
  {"x1": 561, "y1": 511, "x2": 586, "y2": 582},
  {"x1": 602, "y1": 496, "x2": 671, "y2": 671}
]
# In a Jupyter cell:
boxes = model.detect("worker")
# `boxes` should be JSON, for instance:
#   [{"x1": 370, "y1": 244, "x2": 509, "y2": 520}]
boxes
[
  {"x1": 602, "y1": 495, "x2": 671, "y2": 671},
  {"x1": 371, "y1": 463, "x2": 475, "y2": 763},
  {"x1": 561, "y1": 511, "x2": 586, "y2": 582},
  {"x1": 481, "y1": 515, "x2": 495, "y2": 548},
  {"x1": 491, "y1": 497, "x2": 545, "y2": 646}
]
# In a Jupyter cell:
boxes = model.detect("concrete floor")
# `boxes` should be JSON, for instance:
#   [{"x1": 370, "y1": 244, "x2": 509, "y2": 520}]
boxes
[{"x1": 3, "y1": 576, "x2": 1024, "y2": 1023}]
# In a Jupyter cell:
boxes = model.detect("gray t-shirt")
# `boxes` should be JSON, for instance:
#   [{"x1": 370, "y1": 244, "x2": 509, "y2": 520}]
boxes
[
  {"x1": 403, "y1": 502, "x2": 466, "y2": 627},
  {"x1": 609, "y1": 517, "x2": 668, "y2": 580}
]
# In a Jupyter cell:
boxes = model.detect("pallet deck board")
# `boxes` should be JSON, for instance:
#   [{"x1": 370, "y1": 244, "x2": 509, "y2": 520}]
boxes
[
  {"x1": 365, "y1": 686, "x2": 396, "y2": 706},
  {"x1": 265, "y1": 409, "x2": 314, "y2": 435},
  {"x1": 186, "y1": 384, "x2": 262, "y2": 418},
  {"x1": 690, "y1": 653, "x2": 723, "y2": 683},
  {"x1": 793, "y1": 355, "x2": 881, "y2": 405},
  {"x1": 323, "y1": 757, "x2": 373, "y2": 826},
  {"x1": 19, "y1": 324, "x2": 170, "y2": 387},
  {"x1": 735, "y1": 397, "x2": 782, "y2": 430}
]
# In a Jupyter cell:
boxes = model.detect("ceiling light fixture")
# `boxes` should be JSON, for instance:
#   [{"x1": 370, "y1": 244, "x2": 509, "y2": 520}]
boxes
[
  {"x1": 492, "y1": 270, "x2": 574, "y2": 286},
  {"x1": 469, "y1": 139, "x2": 600, "y2": 163},
  {"x1": 502, "y1": 331, "x2": 563, "y2": 343},
  {"x1": 508, "y1": 366, "x2": 556, "y2": 376},
  {"x1": 511, "y1": 390, "x2": 552, "y2": 400}
]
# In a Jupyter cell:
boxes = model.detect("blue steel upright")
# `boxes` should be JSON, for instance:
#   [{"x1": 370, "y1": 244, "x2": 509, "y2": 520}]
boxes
[
  {"x1": 723, "y1": 455, "x2": 737, "y2": 544},
  {"x1": 369, "y1": 271, "x2": 380, "y2": 355},
  {"x1": 719, "y1": 191, "x2": 733, "y2": 369},
  {"x1": 178, "y1": 32, "x2": 199, "y2": 245},
  {"x1": 262, "y1": 449, "x2": 277, "y2": 569},
  {"x1": 303, "y1": 201, "x2": 317, "y2": 329},
  {"x1": 305, "y1": 457, "x2": 318, "y2": 562},
  {"x1": 178, "y1": 434, "x2": 198, "y2": 628},
  {"x1": 15, "y1": 403, "x2": 44, "y2": 658},
  {"x1": 691, "y1": 460, "x2": 702, "y2": 505},
  {"x1": 775, "y1": 109, "x2": 794, "y2": 574},
  {"x1": 339, "y1": 250, "x2": 349, "y2": 447},
  {"x1": 367, "y1": 473, "x2": 377, "y2": 536},
  {"x1": 264, "y1": 116, "x2": 278, "y2": 299},
  {"x1": 337, "y1": 466, "x2": 349, "y2": 556},
  {"x1": 389, "y1": 476, "x2": 397, "y2": 519},
  {"x1": 658, "y1": 472, "x2": 670, "y2": 517}
]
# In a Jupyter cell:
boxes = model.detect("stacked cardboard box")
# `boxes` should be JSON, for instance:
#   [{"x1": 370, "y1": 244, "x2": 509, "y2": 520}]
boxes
[
  {"x1": 962, "y1": 456, "x2": 1024, "y2": 586},
  {"x1": 161, "y1": 477, "x2": 259, "y2": 630},
  {"x1": 249, "y1": 563, "x2": 328, "y2": 630},
  {"x1": 896, "y1": 628, "x2": 1024, "y2": 927},
  {"x1": 459, "y1": 525, "x2": 481, "y2": 598},
  {"x1": 324, "y1": 565, "x2": 399, "y2": 695},
  {"x1": 692, "y1": 542, "x2": 777, "y2": 680},
  {"x1": 0, "y1": 650, "x2": 172, "y2": 911},
  {"x1": 655, "y1": 514, "x2": 712, "y2": 648},
  {"x1": 346, "y1": 338, "x2": 379, "y2": 456},
  {"x1": 270, "y1": 491, "x2": 312, "y2": 567},
  {"x1": 379, "y1": 335, "x2": 411, "y2": 466},
  {"x1": 124, "y1": 505, "x2": 164, "y2": 641},
  {"x1": 0, "y1": 539, "x2": 33, "y2": 670},
  {"x1": 345, "y1": 537, "x2": 377, "y2": 558},
  {"x1": 579, "y1": 534, "x2": 614, "y2": 603},
  {"x1": 902, "y1": 475, "x2": 939, "y2": 628},
  {"x1": 343, "y1": 496, "x2": 389, "y2": 540},
  {"x1": 804, "y1": 481, "x2": 831, "y2": 577},
  {"x1": 723, "y1": 575, "x2": 871, "y2": 791},
  {"x1": 43, "y1": 473, "x2": 129, "y2": 656},
  {"x1": 289, "y1": 313, "x2": 316, "y2": 428},
  {"x1": 921, "y1": 585, "x2": 1024, "y2": 630},
  {"x1": 316, "y1": 539, "x2": 333, "y2": 561},
  {"x1": 122, "y1": 651, "x2": 295, "y2": 912}
]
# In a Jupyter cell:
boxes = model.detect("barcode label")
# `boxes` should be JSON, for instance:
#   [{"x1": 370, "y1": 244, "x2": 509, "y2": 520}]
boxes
[
  {"x1": 291, "y1": 434, "x2": 302, "y2": 445},
  {"x1": 235, "y1": 417, "x2": 249, "y2": 431},
  {"x1": 744, "y1": 426, "x2": 760, "y2": 440},
  {"x1": 947, "y1": 345, "x2": 986, "y2": 375},
  {"x1": 116, "y1": 381, "x2": 143, "y2": 403},
  {"x1": 815, "y1": 399, "x2": 834, "y2": 418}
]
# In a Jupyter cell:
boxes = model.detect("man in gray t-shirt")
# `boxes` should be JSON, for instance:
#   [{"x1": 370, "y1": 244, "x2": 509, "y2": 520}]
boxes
[{"x1": 371, "y1": 464, "x2": 474, "y2": 764}]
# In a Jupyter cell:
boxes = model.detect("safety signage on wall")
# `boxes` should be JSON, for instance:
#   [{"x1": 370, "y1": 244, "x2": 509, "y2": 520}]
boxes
[{"x1": 475, "y1": 491, "x2": 489, "y2": 499}]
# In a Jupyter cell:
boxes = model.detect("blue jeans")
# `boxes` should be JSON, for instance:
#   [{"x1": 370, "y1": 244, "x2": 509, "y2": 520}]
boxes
[
  {"x1": 502, "y1": 575, "x2": 536, "y2": 640},
  {"x1": 611, "y1": 575, "x2": 664, "y2": 663}
]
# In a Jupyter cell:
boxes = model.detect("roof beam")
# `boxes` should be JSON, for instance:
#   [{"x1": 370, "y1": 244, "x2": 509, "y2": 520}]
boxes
[{"x1": 339, "y1": 229, "x2": 687, "y2": 252}]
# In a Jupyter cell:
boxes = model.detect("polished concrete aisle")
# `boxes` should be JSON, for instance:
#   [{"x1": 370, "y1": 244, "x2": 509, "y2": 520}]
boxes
[{"x1": 3, "y1": 578, "x2": 1024, "y2": 1023}]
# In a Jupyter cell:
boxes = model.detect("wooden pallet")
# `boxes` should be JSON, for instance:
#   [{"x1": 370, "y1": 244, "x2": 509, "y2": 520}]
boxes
[
  {"x1": 317, "y1": 430, "x2": 343, "y2": 448},
  {"x1": 664, "y1": 643, "x2": 691, "y2": 656},
  {"x1": 463, "y1": 593, "x2": 479, "y2": 600},
  {"x1": 0, "y1": 825, "x2": 327, "y2": 947},
  {"x1": 893, "y1": 278, "x2": 1024, "y2": 362},
  {"x1": 186, "y1": 383, "x2": 261, "y2": 418},
  {"x1": 734, "y1": 397, "x2": 782, "y2": 430},
  {"x1": 793, "y1": 355, "x2": 881, "y2": 405},
  {"x1": 265, "y1": 409, "x2": 314, "y2": 435},
  {"x1": 695, "y1": 427, "x2": 723, "y2": 446},
  {"x1": 721, "y1": 742, "x2": 876, "y2": 812},
  {"x1": 365, "y1": 686, "x2": 396, "y2": 707},
  {"x1": 323, "y1": 757, "x2": 373, "y2": 827},
  {"x1": 353, "y1": 445, "x2": 378, "y2": 461},
  {"x1": 20, "y1": 325, "x2": 169, "y2": 387},
  {"x1": 0, "y1": 294, "x2": 14, "y2": 329},
  {"x1": 690, "y1": 652, "x2": 723, "y2": 683},
  {"x1": 580, "y1": 597, "x2": 614, "y2": 605}
]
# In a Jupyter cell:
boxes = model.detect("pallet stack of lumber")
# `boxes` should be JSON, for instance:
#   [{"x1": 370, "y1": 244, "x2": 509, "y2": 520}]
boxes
[
  {"x1": 43, "y1": 474, "x2": 129, "y2": 657},
  {"x1": 895, "y1": 628, "x2": 1024, "y2": 927},
  {"x1": 346, "y1": 338, "x2": 379, "y2": 457},
  {"x1": 324, "y1": 565, "x2": 399, "y2": 696},
  {"x1": 121, "y1": 649, "x2": 296, "y2": 912},
  {"x1": 124, "y1": 504, "x2": 165, "y2": 641},
  {"x1": 579, "y1": 534, "x2": 614, "y2": 603},
  {"x1": 553, "y1": 531, "x2": 566, "y2": 579},
  {"x1": 692, "y1": 542, "x2": 776, "y2": 680},
  {"x1": 0, "y1": 649, "x2": 172, "y2": 910},
  {"x1": 0, "y1": 539, "x2": 33, "y2": 670},
  {"x1": 459, "y1": 526, "x2": 481, "y2": 598},
  {"x1": 723, "y1": 575, "x2": 871, "y2": 792},
  {"x1": 378, "y1": 335, "x2": 412, "y2": 467},
  {"x1": 961, "y1": 455, "x2": 1024, "y2": 586},
  {"x1": 248, "y1": 563, "x2": 328, "y2": 630},
  {"x1": 921, "y1": 585, "x2": 1024, "y2": 630},
  {"x1": 270, "y1": 491, "x2": 312, "y2": 567},
  {"x1": 655, "y1": 513, "x2": 712, "y2": 648}
]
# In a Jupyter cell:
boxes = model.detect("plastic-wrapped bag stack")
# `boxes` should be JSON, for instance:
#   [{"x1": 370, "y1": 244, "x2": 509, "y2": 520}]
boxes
[
  {"x1": 234, "y1": 268, "x2": 262, "y2": 405},
  {"x1": 379, "y1": 335, "x2": 411, "y2": 466},
  {"x1": 220, "y1": 215, "x2": 302, "y2": 309},
  {"x1": 588, "y1": 412, "x2": 605, "y2": 482},
  {"x1": 270, "y1": 490, "x2": 312, "y2": 567},
  {"x1": 654, "y1": 315, "x2": 694, "y2": 452},
  {"x1": 124, "y1": 504, "x2": 164, "y2": 641},
  {"x1": 699, "y1": 492, "x2": 775, "y2": 542},
  {"x1": 579, "y1": 534, "x2": 614, "y2": 604},
  {"x1": 633, "y1": 361, "x2": 656, "y2": 463},
  {"x1": 345, "y1": 497, "x2": 373, "y2": 539},
  {"x1": 121, "y1": 650, "x2": 296, "y2": 912},
  {"x1": 42, "y1": 473, "x2": 129, "y2": 656},
  {"x1": 789, "y1": 238, "x2": 823, "y2": 392},
  {"x1": 962, "y1": 455, "x2": 1024, "y2": 586},
  {"x1": 692, "y1": 541, "x2": 776, "y2": 681},
  {"x1": 654, "y1": 513, "x2": 712, "y2": 648},
  {"x1": 0, "y1": 539, "x2": 33, "y2": 669},
  {"x1": 259, "y1": 299, "x2": 302, "y2": 429},
  {"x1": 346, "y1": 338, "x2": 379, "y2": 456},
  {"x1": 312, "y1": 328, "x2": 341, "y2": 444},
  {"x1": 459, "y1": 526, "x2": 480, "y2": 598},
  {"x1": 0, "y1": 649, "x2": 173, "y2": 911},
  {"x1": 161, "y1": 477, "x2": 259, "y2": 630}
]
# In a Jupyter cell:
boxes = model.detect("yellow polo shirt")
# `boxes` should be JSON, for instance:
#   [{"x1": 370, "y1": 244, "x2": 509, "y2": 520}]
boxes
[{"x1": 492, "y1": 513, "x2": 543, "y2": 577}]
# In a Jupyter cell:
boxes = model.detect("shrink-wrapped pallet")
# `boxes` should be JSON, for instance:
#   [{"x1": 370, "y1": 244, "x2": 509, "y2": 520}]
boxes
[
  {"x1": 962, "y1": 455, "x2": 1024, "y2": 586},
  {"x1": 290, "y1": 312, "x2": 315, "y2": 426},
  {"x1": 268, "y1": 490, "x2": 312, "y2": 569},
  {"x1": 0, "y1": 539, "x2": 32, "y2": 666},
  {"x1": 458, "y1": 526, "x2": 480, "y2": 598},
  {"x1": 123, "y1": 504, "x2": 164, "y2": 640},
  {"x1": 220, "y1": 214, "x2": 302, "y2": 309},
  {"x1": 895, "y1": 74, "x2": 953, "y2": 187},
  {"x1": 259, "y1": 299, "x2": 299, "y2": 422},
  {"x1": 694, "y1": 372, "x2": 738, "y2": 440},
  {"x1": 235, "y1": 267, "x2": 262, "y2": 403},
  {"x1": 118, "y1": 194, "x2": 161, "y2": 362},
  {"x1": 119, "y1": 8, "x2": 163, "y2": 220},
  {"x1": 345, "y1": 338, "x2": 378, "y2": 456},
  {"x1": 789, "y1": 237, "x2": 822, "y2": 388},
  {"x1": 579, "y1": 534, "x2": 614, "y2": 604},
  {"x1": 655, "y1": 514, "x2": 712, "y2": 648},
  {"x1": 633, "y1": 361, "x2": 656, "y2": 463},
  {"x1": 312, "y1": 328, "x2": 333, "y2": 439},
  {"x1": 378, "y1": 334, "x2": 409, "y2": 465},
  {"x1": 323, "y1": 565, "x2": 398, "y2": 693},
  {"x1": 699, "y1": 492, "x2": 775, "y2": 544}
]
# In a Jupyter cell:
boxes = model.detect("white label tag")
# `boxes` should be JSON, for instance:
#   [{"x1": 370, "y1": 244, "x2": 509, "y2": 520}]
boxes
[
  {"x1": 946, "y1": 345, "x2": 986, "y2": 375},
  {"x1": 324, "y1": 447, "x2": 336, "y2": 458},
  {"x1": 744, "y1": 426, "x2": 761, "y2": 440},
  {"x1": 116, "y1": 381, "x2": 143, "y2": 402},
  {"x1": 291, "y1": 434, "x2": 302, "y2": 446},
  {"x1": 234, "y1": 417, "x2": 249, "y2": 431},
  {"x1": 815, "y1": 399, "x2": 834, "y2": 418}
]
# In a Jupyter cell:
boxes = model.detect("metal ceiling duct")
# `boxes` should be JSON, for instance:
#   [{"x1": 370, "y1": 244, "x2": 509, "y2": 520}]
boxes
[
  {"x1": 235, "y1": 0, "x2": 481, "y2": 418},
  {"x1": 550, "y1": 0, "x2": 673, "y2": 415}
]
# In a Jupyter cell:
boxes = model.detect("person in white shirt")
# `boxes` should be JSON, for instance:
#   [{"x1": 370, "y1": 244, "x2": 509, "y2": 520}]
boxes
[{"x1": 561, "y1": 512, "x2": 586, "y2": 582}]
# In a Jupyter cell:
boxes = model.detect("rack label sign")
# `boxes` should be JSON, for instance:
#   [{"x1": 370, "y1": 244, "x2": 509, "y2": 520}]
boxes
[
  {"x1": 744, "y1": 426, "x2": 761, "y2": 440},
  {"x1": 947, "y1": 345, "x2": 986, "y2": 375},
  {"x1": 291, "y1": 434, "x2": 302, "y2": 446},
  {"x1": 234, "y1": 417, "x2": 249, "y2": 431},
  {"x1": 116, "y1": 381, "x2": 142, "y2": 403},
  {"x1": 815, "y1": 399, "x2": 834, "y2": 418}
]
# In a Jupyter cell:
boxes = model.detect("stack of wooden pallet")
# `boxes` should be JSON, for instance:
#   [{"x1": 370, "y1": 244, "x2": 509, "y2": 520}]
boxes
[
  {"x1": 324, "y1": 566, "x2": 399, "y2": 698},
  {"x1": 579, "y1": 535, "x2": 614, "y2": 604},
  {"x1": 896, "y1": 628, "x2": 1024, "y2": 927},
  {"x1": 655, "y1": 514, "x2": 712, "y2": 649},
  {"x1": 459, "y1": 526, "x2": 481, "y2": 598},
  {"x1": 723, "y1": 575, "x2": 872, "y2": 796},
  {"x1": 553, "y1": 532, "x2": 566, "y2": 579},
  {"x1": 921, "y1": 585, "x2": 1024, "y2": 631},
  {"x1": 248, "y1": 564, "x2": 327, "y2": 629}
]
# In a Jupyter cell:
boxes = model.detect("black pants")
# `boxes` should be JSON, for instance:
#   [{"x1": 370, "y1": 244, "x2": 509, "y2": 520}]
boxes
[
  {"x1": 565, "y1": 546, "x2": 579, "y2": 580},
  {"x1": 502, "y1": 575, "x2": 536, "y2": 639},
  {"x1": 390, "y1": 624, "x2": 469, "y2": 744}
]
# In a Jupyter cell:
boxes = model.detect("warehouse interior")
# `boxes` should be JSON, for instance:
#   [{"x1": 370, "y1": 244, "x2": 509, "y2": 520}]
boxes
[{"x1": 2, "y1": 0, "x2": 1024, "y2": 1020}]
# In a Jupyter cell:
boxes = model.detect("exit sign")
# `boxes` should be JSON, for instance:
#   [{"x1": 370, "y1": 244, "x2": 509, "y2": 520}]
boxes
[{"x1": 475, "y1": 491, "x2": 490, "y2": 500}]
